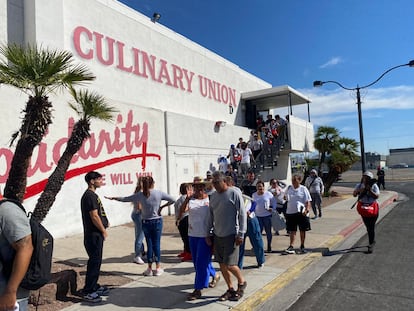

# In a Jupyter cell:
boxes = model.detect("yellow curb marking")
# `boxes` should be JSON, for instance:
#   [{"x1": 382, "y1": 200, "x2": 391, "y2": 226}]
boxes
[{"x1": 233, "y1": 234, "x2": 344, "y2": 311}]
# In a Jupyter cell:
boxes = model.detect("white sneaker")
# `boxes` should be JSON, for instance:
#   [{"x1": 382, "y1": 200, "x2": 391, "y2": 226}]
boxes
[
  {"x1": 153, "y1": 268, "x2": 164, "y2": 276},
  {"x1": 133, "y1": 256, "x2": 145, "y2": 264},
  {"x1": 143, "y1": 267, "x2": 153, "y2": 276}
]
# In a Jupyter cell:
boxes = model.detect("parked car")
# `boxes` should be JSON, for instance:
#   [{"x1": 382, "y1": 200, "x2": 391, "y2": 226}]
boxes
[{"x1": 392, "y1": 163, "x2": 409, "y2": 169}]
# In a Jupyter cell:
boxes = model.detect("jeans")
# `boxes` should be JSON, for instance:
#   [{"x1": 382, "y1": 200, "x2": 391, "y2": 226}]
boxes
[
  {"x1": 362, "y1": 215, "x2": 378, "y2": 244},
  {"x1": 142, "y1": 218, "x2": 163, "y2": 264},
  {"x1": 257, "y1": 215, "x2": 273, "y2": 250},
  {"x1": 238, "y1": 216, "x2": 265, "y2": 269},
  {"x1": 131, "y1": 211, "x2": 145, "y2": 256},
  {"x1": 83, "y1": 232, "x2": 104, "y2": 293},
  {"x1": 189, "y1": 236, "x2": 215, "y2": 290},
  {"x1": 310, "y1": 193, "x2": 322, "y2": 217}
]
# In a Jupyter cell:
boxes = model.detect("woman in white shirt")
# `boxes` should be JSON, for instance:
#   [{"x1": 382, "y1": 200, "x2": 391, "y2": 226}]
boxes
[
  {"x1": 252, "y1": 181, "x2": 275, "y2": 253},
  {"x1": 179, "y1": 177, "x2": 219, "y2": 301}
]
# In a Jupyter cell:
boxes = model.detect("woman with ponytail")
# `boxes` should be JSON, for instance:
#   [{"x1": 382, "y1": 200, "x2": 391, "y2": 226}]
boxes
[{"x1": 106, "y1": 176, "x2": 175, "y2": 276}]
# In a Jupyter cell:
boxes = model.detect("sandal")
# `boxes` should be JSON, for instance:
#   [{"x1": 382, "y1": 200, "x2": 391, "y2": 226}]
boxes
[
  {"x1": 218, "y1": 289, "x2": 239, "y2": 301},
  {"x1": 237, "y1": 281, "x2": 247, "y2": 297},
  {"x1": 187, "y1": 289, "x2": 202, "y2": 301},
  {"x1": 209, "y1": 274, "x2": 220, "y2": 288}
]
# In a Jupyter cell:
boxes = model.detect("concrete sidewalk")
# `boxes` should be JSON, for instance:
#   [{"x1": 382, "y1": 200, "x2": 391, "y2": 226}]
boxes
[{"x1": 56, "y1": 187, "x2": 398, "y2": 311}]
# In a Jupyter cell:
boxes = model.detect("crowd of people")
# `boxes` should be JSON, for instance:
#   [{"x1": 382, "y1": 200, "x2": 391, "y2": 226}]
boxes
[
  {"x1": 75, "y1": 159, "x2": 386, "y2": 305},
  {"x1": 78, "y1": 164, "x2": 317, "y2": 303},
  {"x1": 0, "y1": 163, "x2": 385, "y2": 309},
  {"x1": 226, "y1": 114, "x2": 289, "y2": 177}
]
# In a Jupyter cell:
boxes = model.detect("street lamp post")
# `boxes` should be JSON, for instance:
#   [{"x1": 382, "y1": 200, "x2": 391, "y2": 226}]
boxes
[{"x1": 313, "y1": 60, "x2": 414, "y2": 173}]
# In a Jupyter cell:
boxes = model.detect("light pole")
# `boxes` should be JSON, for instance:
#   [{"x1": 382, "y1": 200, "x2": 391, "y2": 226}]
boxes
[{"x1": 313, "y1": 60, "x2": 414, "y2": 173}]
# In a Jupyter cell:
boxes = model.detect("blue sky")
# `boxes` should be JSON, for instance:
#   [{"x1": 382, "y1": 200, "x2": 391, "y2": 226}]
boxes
[{"x1": 119, "y1": 0, "x2": 414, "y2": 155}]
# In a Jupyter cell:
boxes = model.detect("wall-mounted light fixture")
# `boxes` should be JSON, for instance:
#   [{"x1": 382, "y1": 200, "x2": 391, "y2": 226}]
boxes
[
  {"x1": 151, "y1": 12, "x2": 161, "y2": 23},
  {"x1": 215, "y1": 121, "x2": 227, "y2": 127}
]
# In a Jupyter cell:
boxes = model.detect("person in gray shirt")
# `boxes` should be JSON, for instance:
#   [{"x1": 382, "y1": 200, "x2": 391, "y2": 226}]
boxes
[
  {"x1": 0, "y1": 200, "x2": 33, "y2": 310},
  {"x1": 106, "y1": 176, "x2": 175, "y2": 277},
  {"x1": 207, "y1": 171, "x2": 247, "y2": 302},
  {"x1": 305, "y1": 169, "x2": 325, "y2": 218}
]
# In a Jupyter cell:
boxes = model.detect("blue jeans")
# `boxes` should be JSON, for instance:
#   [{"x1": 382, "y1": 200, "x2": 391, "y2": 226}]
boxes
[
  {"x1": 131, "y1": 211, "x2": 145, "y2": 256},
  {"x1": 257, "y1": 215, "x2": 273, "y2": 250},
  {"x1": 142, "y1": 218, "x2": 163, "y2": 264},
  {"x1": 238, "y1": 216, "x2": 265, "y2": 269}
]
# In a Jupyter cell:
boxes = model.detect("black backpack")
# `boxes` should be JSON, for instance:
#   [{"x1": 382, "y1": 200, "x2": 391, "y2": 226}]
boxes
[{"x1": 0, "y1": 199, "x2": 54, "y2": 290}]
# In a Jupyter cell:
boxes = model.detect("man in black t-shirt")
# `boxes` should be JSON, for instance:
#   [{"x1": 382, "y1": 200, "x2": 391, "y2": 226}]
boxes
[{"x1": 80, "y1": 171, "x2": 109, "y2": 303}]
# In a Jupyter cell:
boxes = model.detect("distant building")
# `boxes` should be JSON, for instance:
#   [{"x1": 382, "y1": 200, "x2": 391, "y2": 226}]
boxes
[
  {"x1": 387, "y1": 148, "x2": 414, "y2": 167},
  {"x1": 352, "y1": 152, "x2": 386, "y2": 171}
]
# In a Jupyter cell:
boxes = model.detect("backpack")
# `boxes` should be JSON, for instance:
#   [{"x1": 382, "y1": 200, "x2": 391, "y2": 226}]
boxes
[{"x1": 0, "y1": 199, "x2": 54, "y2": 290}]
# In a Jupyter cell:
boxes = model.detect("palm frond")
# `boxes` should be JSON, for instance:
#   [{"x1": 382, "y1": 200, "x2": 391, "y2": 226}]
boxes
[
  {"x1": 0, "y1": 43, "x2": 95, "y2": 97},
  {"x1": 69, "y1": 88, "x2": 118, "y2": 122}
]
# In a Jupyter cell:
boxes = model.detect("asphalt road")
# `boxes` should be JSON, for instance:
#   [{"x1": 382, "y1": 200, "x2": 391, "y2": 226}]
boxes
[{"x1": 261, "y1": 180, "x2": 414, "y2": 311}]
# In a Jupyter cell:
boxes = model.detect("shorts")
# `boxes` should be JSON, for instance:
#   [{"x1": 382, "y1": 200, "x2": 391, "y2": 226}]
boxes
[
  {"x1": 213, "y1": 234, "x2": 239, "y2": 266},
  {"x1": 286, "y1": 213, "x2": 311, "y2": 232}
]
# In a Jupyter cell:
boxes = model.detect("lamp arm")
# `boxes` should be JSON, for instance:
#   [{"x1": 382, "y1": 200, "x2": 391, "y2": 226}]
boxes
[
  {"x1": 360, "y1": 63, "x2": 409, "y2": 89},
  {"x1": 321, "y1": 80, "x2": 355, "y2": 91}
]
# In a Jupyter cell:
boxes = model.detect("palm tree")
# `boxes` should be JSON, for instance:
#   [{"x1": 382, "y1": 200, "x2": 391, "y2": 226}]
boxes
[
  {"x1": 314, "y1": 126, "x2": 340, "y2": 173},
  {"x1": 0, "y1": 44, "x2": 95, "y2": 202},
  {"x1": 323, "y1": 137, "x2": 360, "y2": 192},
  {"x1": 32, "y1": 88, "x2": 118, "y2": 222}
]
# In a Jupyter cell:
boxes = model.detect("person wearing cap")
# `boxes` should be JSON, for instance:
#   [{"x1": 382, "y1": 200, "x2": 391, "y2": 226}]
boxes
[
  {"x1": 353, "y1": 171, "x2": 380, "y2": 253},
  {"x1": 305, "y1": 169, "x2": 325, "y2": 219},
  {"x1": 81, "y1": 171, "x2": 110, "y2": 302},
  {"x1": 179, "y1": 176, "x2": 219, "y2": 301}
]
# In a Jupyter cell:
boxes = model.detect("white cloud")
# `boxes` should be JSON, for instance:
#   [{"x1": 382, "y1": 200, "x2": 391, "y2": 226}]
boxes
[
  {"x1": 319, "y1": 57, "x2": 343, "y2": 69},
  {"x1": 300, "y1": 85, "x2": 414, "y2": 116}
]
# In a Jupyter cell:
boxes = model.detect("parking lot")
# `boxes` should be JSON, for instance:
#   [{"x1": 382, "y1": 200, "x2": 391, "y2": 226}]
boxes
[{"x1": 339, "y1": 167, "x2": 414, "y2": 183}]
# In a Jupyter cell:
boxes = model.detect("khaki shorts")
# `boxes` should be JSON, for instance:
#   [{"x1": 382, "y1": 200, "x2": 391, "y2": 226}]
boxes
[{"x1": 213, "y1": 234, "x2": 239, "y2": 266}]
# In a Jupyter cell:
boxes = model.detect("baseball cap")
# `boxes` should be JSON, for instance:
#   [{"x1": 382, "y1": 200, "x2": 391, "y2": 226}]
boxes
[{"x1": 363, "y1": 171, "x2": 374, "y2": 179}]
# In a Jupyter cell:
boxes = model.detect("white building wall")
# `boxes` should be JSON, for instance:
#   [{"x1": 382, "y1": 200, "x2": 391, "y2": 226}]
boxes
[
  {"x1": 0, "y1": 0, "x2": 271, "y2": 238},
  {"x1": 0, "y1": 0, "x2": 311, "y2": 238}
]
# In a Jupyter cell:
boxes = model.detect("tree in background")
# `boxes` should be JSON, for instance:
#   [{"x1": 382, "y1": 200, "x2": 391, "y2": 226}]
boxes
[
  {"x1": 313, "y1": 126, "x2": 359, "y2": 194},
  {"x1": 0, "y1": 44, "x2": 95, "y2": 202},
  {"x1": 32, "y1": 88, "x2": 118, "y2": 222},
  {"x1": 323, "y1": 137, "x2": 359, "y2": 193},
  {"x1": 314, "y1": 126, "x2": 340, "y2": 174}
]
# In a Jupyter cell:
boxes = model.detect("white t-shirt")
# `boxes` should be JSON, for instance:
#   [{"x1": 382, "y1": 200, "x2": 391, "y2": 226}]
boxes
[
  {"x1": 252, "y1": 190, "x2": 274, "y2": 217},
  {"x1": 285, "y1": 185, "x2": 312, "y2": 214},
  {"x1": 240, "y1": 148, "x2": 253, "y2": 164},
  {"x1": 188, "y1": 197, "x2": 211, "y2": 238}
]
